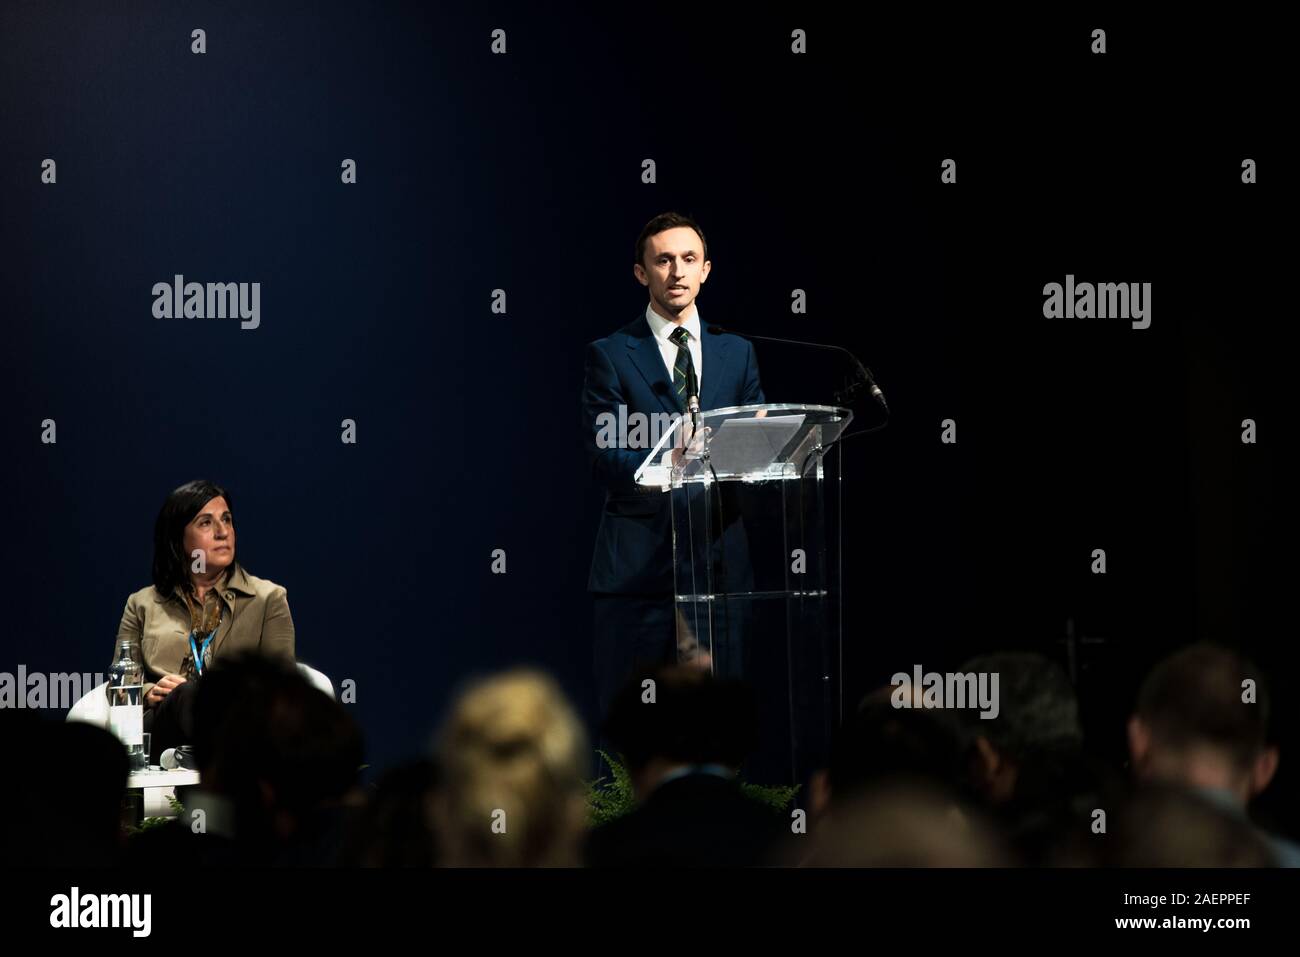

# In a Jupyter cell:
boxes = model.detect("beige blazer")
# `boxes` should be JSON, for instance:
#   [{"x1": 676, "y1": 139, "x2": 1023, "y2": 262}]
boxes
[{"x1": 114, "y1": 563, "x2": 295, "y2": 706}]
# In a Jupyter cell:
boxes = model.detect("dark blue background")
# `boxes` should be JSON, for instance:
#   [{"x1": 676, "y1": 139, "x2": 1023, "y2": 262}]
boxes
[{"x1": 1, "y1": 6, "x2": 1291, "y2": 829}]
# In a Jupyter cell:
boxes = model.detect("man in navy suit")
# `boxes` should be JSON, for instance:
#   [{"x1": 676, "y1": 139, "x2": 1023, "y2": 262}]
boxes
[{"x1": 582, "y1": 212, "x2": 765, "y2": 718}]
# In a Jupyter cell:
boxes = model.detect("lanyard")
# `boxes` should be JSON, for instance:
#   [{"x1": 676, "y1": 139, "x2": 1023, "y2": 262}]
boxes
[{"x1": 187, "y1": 609, "x2": 224, "y2": 677}]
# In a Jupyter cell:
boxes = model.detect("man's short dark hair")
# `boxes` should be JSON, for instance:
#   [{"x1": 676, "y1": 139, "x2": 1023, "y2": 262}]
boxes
[
  {"x1": 635, "y1": 212, "x2": 708, "y2": 270},
  {"x1": 1135, "y1": 643, "x2": 1270, "y2": 770},
  {"x1": 828, "y1": 689, "x2": 970, "y2": 801},
  {"x1": 602, "y1": 665, "x2": 756, "y2": 771},
  {"x1": 958, "y1": 652, "x2": 1083, "y2": 760},
  {"x1": 194, "y1": 652, "x2": 363, "y2": 828}
]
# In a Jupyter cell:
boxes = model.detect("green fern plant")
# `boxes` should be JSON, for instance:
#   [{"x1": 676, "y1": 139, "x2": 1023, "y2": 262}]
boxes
[
  {"x1": 585, "y1": 750, "x2": 800, "y2": 826},
  {"x1": 739, "y1": 780, "x2": 801, "y2": 812},
  {"x1": 586, "y1": 749, "x2": 636, "y2": 826},
  {"x1": 125, "y1": 793, "x2": 187, "y2": 835}
]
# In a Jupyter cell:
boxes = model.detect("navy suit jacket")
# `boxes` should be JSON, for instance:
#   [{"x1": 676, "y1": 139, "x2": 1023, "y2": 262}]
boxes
[{"x1": 583, "y1": 313, "x2": 765, "y2": 594}]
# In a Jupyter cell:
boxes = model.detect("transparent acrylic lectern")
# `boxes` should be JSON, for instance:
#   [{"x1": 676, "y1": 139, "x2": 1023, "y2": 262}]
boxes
[{"x1": 634, "y1": 404, "x2": 853, "y2": 786}]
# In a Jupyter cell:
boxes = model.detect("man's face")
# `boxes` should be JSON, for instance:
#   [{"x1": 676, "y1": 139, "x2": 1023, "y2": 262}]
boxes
[{"x1": 634, "y1": 226, "x2": 710, "y2": 319}]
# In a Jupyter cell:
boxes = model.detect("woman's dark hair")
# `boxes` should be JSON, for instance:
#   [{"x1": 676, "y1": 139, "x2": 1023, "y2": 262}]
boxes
[
  {"x1": 635, "y1": 211, "x2": 708, "y2": 270},
  {"x1": 151, "y1": 479, "x2": 235, "y2": 597}
]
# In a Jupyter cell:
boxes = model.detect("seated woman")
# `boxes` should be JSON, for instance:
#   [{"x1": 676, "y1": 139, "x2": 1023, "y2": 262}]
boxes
[{"x1": 115, "y1": 479, "x2": 295, "y2": 762}]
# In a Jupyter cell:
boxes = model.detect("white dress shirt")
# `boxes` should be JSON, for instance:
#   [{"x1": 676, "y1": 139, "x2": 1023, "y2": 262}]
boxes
[{"x1": 645, "y1": 301, "x2": 703, "y2": 395}]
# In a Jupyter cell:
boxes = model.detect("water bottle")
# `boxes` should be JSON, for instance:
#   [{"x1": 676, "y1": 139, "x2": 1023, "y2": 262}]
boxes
[{"x1": 106, "y1": 638, "x2": 146, "y2": 771}]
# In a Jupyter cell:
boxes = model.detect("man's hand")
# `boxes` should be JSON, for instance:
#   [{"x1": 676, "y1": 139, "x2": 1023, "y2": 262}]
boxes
[
  {"x1": 683, "y1": 650, "x2": 713, "y2": 671},
  {"x1": 670, "y1": 423, "x2": 711, "y2": 467}
]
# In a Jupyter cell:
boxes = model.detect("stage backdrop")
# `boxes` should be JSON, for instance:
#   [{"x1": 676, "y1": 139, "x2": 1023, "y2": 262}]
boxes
[{"x1": 0, "y1": 4, "x2": 1290, "y2": 828}]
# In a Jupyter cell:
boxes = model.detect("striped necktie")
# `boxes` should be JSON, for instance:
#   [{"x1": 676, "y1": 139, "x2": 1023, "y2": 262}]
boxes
[{"x1": 669, "y1": 326, "x2": 694, "y2": 411}]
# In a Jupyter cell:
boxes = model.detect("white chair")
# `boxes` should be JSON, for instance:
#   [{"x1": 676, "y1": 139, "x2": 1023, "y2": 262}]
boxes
[
  {"x1": 297, "y1": 663, "x2": 334, "y2": 698},
  {"x1": 66, "y1": 661, "x2": 336, "y2": 727}
]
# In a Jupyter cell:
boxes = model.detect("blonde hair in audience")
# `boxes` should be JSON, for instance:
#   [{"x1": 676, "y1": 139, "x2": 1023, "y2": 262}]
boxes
[{"x1": 434, "y1": 669, "x2": 588, "y2": 867}]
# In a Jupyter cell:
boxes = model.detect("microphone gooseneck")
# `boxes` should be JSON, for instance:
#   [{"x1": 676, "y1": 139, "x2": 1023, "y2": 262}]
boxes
[
  {"x1": 706, "y1": 325, "x2": 888, "y2": 413},
  {"x1": 686, "y1": 366, "x2": 702, "y2": 432}
]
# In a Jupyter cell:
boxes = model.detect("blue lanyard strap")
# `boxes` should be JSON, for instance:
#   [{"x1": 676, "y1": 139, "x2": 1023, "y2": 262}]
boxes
[{"x1": 187, "y1": 609, "x2": 224, "y2": 676}]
